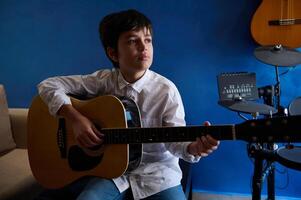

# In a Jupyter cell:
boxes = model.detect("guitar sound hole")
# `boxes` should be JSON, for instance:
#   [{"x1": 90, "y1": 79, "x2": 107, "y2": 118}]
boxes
[{"x1": 68, "y1": 145, "x2": 103, "y2": 171}]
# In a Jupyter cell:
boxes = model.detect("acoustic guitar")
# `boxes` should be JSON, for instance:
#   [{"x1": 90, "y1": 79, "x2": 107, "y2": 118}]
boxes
[
  {"x1": 251, "y1": 0, "x2": 301, "y2": 48},
  {"x1": 27, "y1": 95, "x2": 301, "y2": 189}
]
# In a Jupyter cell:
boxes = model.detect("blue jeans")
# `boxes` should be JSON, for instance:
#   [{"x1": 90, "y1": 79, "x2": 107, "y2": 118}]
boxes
[
  {"x1": 77, "y1": 177, "x2": 186, "y2": 200},
  {"x1": 36, "y1": 177, "x2": 186, "y2": 200}
]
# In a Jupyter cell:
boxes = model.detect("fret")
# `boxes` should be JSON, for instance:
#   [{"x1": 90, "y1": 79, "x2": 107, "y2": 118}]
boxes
[
  {"x1": 144, "y1": 128, "x2": 154, "y2": 143},
  {"x1": 135, "y1": 129, "x2": 142, "y2": 143},
  {"x1": 189, "y1": 126, "x2": 200, "y2": 139},
  {"x1": 116, "y1": 131, "x2": 122, "y2": 143},
  {"x1": 128, "y1": 129, "x2": 134, "y2": 143},
  {"x1": 140, "y1": 128, "x2": 146, "y2": 143},
  {"x1": 112, "y1": 130, "x2": 118, "y2": 143},
  {"x1": 175, "y1": 127, "x2": 181, "y2": 141},
  {"x1": 164, "y1": 129, "x2": 170, "y2": 138},
  {"x1": 104, "y1": 129, "x2": 110, "y2": 144},
  {"x1": 177, "y1": 127, "x2": 188, "y2": 141}
]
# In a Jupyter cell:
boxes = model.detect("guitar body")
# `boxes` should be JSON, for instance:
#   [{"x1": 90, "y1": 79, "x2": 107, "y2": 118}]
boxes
[
  {"x1": 251, "y1": 0, "x2": 301, "y2": 48},
  {"x1": 27, "y1": 95, "x2": 142, "y2": 189}
]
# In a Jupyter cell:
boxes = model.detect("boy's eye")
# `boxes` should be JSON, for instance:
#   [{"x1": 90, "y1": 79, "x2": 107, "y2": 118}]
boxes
[
  {"x1": 145, "y1": 38, "x2": 152, "y2": 43},
  {"x1": 127, "y1": 37, "x2": 152, "y2": 45},
  {"x1": 128, "y1": 39, "x2": 137, "y2": 44}
]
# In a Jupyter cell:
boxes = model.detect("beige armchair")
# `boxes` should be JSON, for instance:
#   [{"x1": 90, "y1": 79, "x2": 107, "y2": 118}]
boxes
[{"x1": 0, "y1": 85, "x2": 43, "y2": 200}]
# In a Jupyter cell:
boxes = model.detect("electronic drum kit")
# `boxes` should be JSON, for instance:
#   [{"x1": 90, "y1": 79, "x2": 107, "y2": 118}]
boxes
[
  {"x1": 220, "y1": 44, "x2": 301, "y2": 171},
  {"x1": 221, "y1": 44, "x2": 301, "y2": 116}
]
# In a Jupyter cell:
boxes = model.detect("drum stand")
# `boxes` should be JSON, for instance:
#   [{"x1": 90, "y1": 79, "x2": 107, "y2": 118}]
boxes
[
  {"x1": 248, "y1": 143, "x2": 274, "y2": 200},
  {"x1": 248, "y1": 66, "x2": 284, "y2": 200}
]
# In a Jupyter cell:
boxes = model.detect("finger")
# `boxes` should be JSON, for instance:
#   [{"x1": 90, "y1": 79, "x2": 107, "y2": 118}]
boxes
[
  {"x1": 199, "y1": 152, "x2": 209, "y2": 157},
  {"x1": 203, "y1": 121, "x2": 211, "y2": 126},
  {"x1": 196, "y1": 137, "x2": 204, "y2": 153},
  {"x1": 206, "y1": 149, "x2": 213, "y2": 154},
  {"x1": 87, "y1": 128, "x2": 103, "y2": 144},
  {"x1": 201, "y1": 136, "x2": 212, "y2": 150},
  {"x1": 201, "y1": 136, "x2": 219, "y2": 154},
  {"x1": 211, "y1": 145, "x2": 218, "y2": 151},
  {"x1": 206, "y1": 135, "x2": 220, "y2": 147},
  {"x1": 196, "y1": 136, "x2": 211, "y2": 155},
  {"x1": 77, "y1": 136, "x2": 94, "y2": 148},
  {"x1": 77, "y1": 138, "x2": 86, "y2": 148},
  {"x1": 196, "y1": 137, "x2": 202, "y2": 144},
  {"x1": 204, "y1": 137, "x2": 219, "y2": 152},
  {"x1": 92, "y1": 125, "x2": 104, "y2": 138},
  {"x1": 80, "y1": 132, "x2": 100, "y2": 147},
  {"x1": 195, "y1": 137, "x2": 214, "y2": 155}
]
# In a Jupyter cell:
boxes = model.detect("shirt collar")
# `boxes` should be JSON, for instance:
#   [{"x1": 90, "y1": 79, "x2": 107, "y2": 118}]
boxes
[{"x1": 117, "y1": 69, "x2": 150, "y2": 93}]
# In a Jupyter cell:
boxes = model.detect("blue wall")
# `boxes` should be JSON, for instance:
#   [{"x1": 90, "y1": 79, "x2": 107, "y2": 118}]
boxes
[{"x1": 1, "y1": 0, "x2": 301, "y2": 198}]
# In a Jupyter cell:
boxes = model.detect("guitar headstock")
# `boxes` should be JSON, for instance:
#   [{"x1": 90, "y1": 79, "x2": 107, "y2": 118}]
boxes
[{"x1": 235, "y1": 115, "x2": 301, "y2": 143}]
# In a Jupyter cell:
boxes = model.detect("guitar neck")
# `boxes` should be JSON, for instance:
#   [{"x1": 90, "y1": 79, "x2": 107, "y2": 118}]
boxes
[
  {"x1": 102, "y1": 115, "x2": 301, "y2": 144},
  {"x1": 102, "y1": 125, "x2": 235, "y2": 144}
]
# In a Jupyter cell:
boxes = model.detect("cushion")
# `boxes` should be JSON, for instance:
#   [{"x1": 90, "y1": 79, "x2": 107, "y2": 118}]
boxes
[
  {"x1": 9, "y1": 109, "x2": 29, "y2": 148},
  {"x1": 0, "y1": 85, "x2": 16, "y2": 153},
  {"x1": 0, "y1": 149, "x2": 43, "y2": 200}
]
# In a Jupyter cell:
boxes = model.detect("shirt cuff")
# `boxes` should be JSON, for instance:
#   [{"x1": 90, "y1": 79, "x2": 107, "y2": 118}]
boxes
[
  {"x1": 49, "y1": 96, "x2": 72, "y2": 116},
  {"x1": 182, "y1": 142, "x2": 201, "y2": 163}
]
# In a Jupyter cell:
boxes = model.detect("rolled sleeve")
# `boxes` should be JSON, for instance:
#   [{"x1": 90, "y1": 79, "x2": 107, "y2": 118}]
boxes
[{"x1": 38, "y1": 80, "x2": 72, "y2": 116}]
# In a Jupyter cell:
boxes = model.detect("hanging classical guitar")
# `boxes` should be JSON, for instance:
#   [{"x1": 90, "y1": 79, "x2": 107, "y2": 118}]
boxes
[
  {"x1": 27, "y1": 95, "x2": 301, "y2": 189},
  {"x1": 251, "y1": 0, "x2": 301, "y2": 48}
]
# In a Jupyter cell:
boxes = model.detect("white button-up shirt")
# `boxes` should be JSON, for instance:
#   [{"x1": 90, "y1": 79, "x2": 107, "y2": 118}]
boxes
[{"x1": 38, "y1": 68, "x2": 200, "y2": 199}]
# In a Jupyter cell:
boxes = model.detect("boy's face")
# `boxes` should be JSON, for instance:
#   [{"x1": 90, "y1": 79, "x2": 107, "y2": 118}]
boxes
[{"x1": 110, "y1": 27, "x2": 153, "y2": 75}]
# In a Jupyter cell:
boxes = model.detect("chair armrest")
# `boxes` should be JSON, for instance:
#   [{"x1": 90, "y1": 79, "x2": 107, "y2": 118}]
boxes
[{"x1": 9, "y1": 108, "x2": 28, "y2": 149}]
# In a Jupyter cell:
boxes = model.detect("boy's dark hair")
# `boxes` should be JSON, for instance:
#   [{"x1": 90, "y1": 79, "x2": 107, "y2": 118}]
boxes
[{"x1": 99, "y1": 9, "x2": 153, "y2": 68}]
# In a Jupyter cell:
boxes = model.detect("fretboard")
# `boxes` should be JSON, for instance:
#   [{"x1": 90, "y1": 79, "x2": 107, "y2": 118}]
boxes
[{"x1": 101, "y1": 125, "x2": 235, "y2": 144}]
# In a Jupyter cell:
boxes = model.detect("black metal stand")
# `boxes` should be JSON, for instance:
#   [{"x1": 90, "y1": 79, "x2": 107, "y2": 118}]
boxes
[
  {"x1": 248, "y1": 143, "x2": 276, "y2": 200},
  {"x1": 249, "y1": 67, "x2": 283, "y2": 200},
  {"x1": 249, "y1": 143, "x2": 265, "y2": 200},
  {"x1": 266, "y1": 143, "x2": 276, "y2": 200}
]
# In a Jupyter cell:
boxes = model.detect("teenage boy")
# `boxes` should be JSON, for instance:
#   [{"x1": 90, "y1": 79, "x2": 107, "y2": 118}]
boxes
[{"x1": 38, "y1": 9, "x2": 219, "y2": 200}]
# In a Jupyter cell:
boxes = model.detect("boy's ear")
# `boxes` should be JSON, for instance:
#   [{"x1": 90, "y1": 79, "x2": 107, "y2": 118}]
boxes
[{"x1": 107, "y1": 47, "x2": 118, "y2": 62}]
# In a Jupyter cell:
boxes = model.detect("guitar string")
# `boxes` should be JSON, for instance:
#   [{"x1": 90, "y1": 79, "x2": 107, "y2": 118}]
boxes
[
  {"x1": 291, "y1": 0, "x2": 295, "y2": 19},
  {"x1": 280, "y1": 0, "x2": 283, "y2": 23},
  {"x1": 289, "y1": 0, "x2": 291, "y2": 20},
  {"x1": 286, "y1": 0, "x2": 288, "y2": 23},
  {"x1": 289, "y1": 0, "x2": 294, "y2": 20},
  {"x1": 288, "y1": 0, "x2": 290, "y2": 20},
  {"x1": 286, "y1": 0, "x2": 288, "y2": 22},
  {"x1": 289, "y1": 0, "x2": 290, "y2": 20}
]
